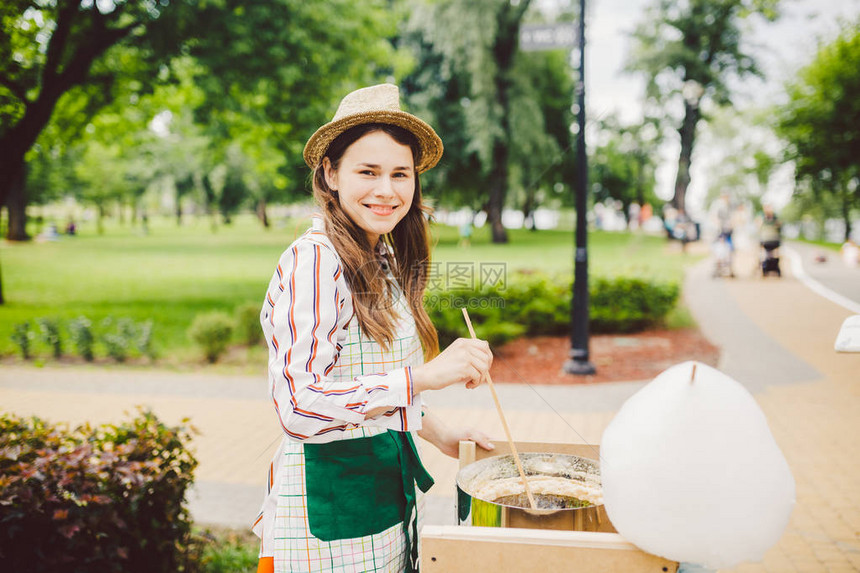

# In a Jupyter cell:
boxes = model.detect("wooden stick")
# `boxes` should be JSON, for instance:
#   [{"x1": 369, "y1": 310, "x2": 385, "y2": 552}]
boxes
[
  {"x1": 461, "y1": 308, "x2": 538, "y2": 511},
  {"x1": 690, "y1": 362, "x2": 697, "y2": 384}
]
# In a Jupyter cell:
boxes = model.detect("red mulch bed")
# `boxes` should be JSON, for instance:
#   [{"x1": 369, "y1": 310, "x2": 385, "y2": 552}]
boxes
[{"x1": 488, "y1": 328, "x2": 721, "y2": 385}]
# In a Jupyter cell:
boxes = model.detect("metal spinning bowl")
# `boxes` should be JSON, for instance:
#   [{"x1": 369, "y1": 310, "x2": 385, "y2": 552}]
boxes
[{"x1": 455, "y1": 452, "x2": 616, "y2": 532}]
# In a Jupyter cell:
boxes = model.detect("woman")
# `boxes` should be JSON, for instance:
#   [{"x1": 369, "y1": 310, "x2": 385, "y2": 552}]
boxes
[{"x1": 253, "y1": 84, "x2": 494, "y2": 573}]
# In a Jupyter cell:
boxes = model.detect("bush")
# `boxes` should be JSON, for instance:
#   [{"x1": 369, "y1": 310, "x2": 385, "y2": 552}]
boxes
[
  {"x1": 0, "y1": 410, "x2": 198, "y2": 573},
  {"x1": 188, "y1": 312, "x2": 234, "y2": 363},
  {"x1": 426, "y1": 285, "x2": 525, "y2": 348},
  {"x1": 36, "y1": 317, "x2": 63, "y2": 359},
  {"x1": 100, "y1": 317, "x2": 133, "y2": 362},
  {"x1": 137, "y1": 319, "x2": 157, "y2": 360},
  {"x1": 68, "y1": 317, "x2": 95, "y2": 362},
  {"x1": 235, "y1": 302, "x2": 263, "y2": 347},
  {"x1": 425, "y1": 272, "x2": 679, "y2": 348},
  {"x1": 589, "y1": 277, "x2": 680, "y2": 333},
  {"x1": 10, "y1": 322, "x2": 32, "y2": 359}
]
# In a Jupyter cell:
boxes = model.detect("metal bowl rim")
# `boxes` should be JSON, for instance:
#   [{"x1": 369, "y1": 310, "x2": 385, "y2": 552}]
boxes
[{"x1": 456, "y1": 452, "x2": 603, "y2": 512}]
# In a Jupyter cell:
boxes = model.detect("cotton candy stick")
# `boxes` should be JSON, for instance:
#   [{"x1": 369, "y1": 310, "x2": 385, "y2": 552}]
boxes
[{"x1": 461, "y1": 308, "x2": 537, "y2": 510}]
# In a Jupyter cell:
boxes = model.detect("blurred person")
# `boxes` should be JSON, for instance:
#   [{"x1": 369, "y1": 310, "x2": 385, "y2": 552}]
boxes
[
  {"x1": 757, "y1": 203, "x2": 782, "y2": 277},
  {"x1": 458, "y1": 218, "x2": 473, "y2": 248},
  {"x1": 757, "y1": 203, "x2": 782, "y2": 252},
  {"x1": 639, "y1": 202, "x2": 653, "y2": 226},
  {"x1": 842, "y1": 238, "x2": 859, "y2": 268},
  {"x1": 712, "y1": 192, "x2": 734, "y2": 250},
  {"x1": 708, "y1": 192, "x2": 736, "y2": 277},
  {"x1": 628, "y1": 202, "x2": 641, "y2": 230}
]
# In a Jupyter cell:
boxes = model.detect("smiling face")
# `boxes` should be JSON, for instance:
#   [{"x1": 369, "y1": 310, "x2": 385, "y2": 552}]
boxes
[{"x1": 322, "y1": 130, "x2": 416, "y2": 246}]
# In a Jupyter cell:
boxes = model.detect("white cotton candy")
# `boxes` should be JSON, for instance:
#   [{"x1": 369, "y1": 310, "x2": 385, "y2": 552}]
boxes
[
  {"x1": 600, "y1": 361, "x2": 795, "y2": 569},
  {"x1": 835, "y1": 314, "x2": 860, "y2": 352}
]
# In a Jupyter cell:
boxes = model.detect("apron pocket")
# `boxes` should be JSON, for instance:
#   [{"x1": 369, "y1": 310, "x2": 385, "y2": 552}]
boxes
[{"x1": 304, "y1": 432, "x2": 405, "y2": 542}]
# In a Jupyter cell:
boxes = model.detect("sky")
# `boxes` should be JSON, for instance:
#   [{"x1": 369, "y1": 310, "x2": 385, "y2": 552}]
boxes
[{"x1": 581, "y1": 0, "x2": 860, "y2": 216}]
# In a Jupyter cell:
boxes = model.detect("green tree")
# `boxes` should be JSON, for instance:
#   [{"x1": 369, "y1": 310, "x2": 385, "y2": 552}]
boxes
[
  {"x1": 776, "y1": 20, "x2": 860, "y2": 241},
  {"x1": 187, "y1": 0, "x2": 402, "y2": 214},
  {"x1": 510, "y1": 48, "x2": 577, "y2": 229},
  {"x1": 404, "y1": 0, "x2": 576, "y2": 243},
  {"x1": 693, "y1": 106, "x2": 778, "y2": 211},
  {"x1": 590, "y1": 116, "x2": 662, "y2": 222},
  {"x1": 626, "y1": 0, "x2": 779, "y2": 215},
  {"x1": 0, "y1": 0, "x2": 197, "y2": 237},
  {"x1": 779, "y1": 181, "x2": 845, "y2": 241}
]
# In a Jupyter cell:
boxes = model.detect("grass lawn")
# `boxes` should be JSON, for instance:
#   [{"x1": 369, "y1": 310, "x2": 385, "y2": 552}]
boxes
[
  {"x1": 0, "y1": 213, "x2": 703, "y2": 364},
  {"x1": 794, "y1": 237, "x2": 844, "y2": 252},
  {"x1": 431, "y1": 223, "x2": 695, "y2": 282}
]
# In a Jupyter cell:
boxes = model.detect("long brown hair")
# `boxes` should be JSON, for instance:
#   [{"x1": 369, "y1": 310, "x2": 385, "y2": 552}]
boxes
[{"x1": 312, "y1": 123, "x2": 440, "y2": 360}]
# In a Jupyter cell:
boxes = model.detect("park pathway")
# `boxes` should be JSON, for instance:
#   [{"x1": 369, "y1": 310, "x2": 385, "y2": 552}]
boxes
[{"x1": 1, "y1": 239, "x2": 858, "y2": 572}]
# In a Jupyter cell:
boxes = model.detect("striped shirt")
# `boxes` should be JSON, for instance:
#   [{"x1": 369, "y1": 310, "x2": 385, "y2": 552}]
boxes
[{"x1": 253, "y1": 216, "x2": 425, "y2": 572}]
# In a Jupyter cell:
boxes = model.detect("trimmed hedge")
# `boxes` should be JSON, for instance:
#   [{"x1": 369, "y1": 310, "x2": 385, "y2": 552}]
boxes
[
  {"x1": 589, "y1": 276, "x2": 680, "y2": 333},
  {"x1": 427, "y1": 272, "x2": 679, "y2": 347},
  {"x1": 0, "y1": 410, "x2": 198, "y2": 573}
]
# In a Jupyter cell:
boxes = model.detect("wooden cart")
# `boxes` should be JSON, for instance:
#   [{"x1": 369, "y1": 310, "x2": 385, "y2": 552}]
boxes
[{"x1": 420, "y1": 440, "x2": 679, "y2": 573}]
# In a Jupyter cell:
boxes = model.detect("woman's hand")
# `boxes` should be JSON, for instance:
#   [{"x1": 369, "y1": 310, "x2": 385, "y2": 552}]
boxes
[
  {"x1": 418, "y1": 408, "x2": 494, "y2": 459},
  {"x1": 411, "y1": 337, "x2": 493, "y2": 394}
]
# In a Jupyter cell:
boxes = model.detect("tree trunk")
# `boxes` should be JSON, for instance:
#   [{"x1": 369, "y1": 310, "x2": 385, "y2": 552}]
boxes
[
  {"x1": 673, "y1": 101, "x2": 700, "y2": 215},
  {"x1": 483, "y1": 1, "x2": 531, "y2": 244},
  {"x1": 256, "y1": 198, "x2": 270, "y2": 228},
  {"x1": 635, "y1": 154, "x2": 646, "y2": 207},
  {"x1": 5, "y1": 165, "x2": 30, "y2": 241},
  {"x1": 521, "y1": 187, "x2": 537, "y2": 231},
  {"x1": 175, "y1": 175, "x2": 192, "y2": 226},
  {"x1": 201, "y1": 174, "x2": 219, "y2": 232},
  {"x1": 97, "y1": 204, "x2": 105, "y2": 235},
  {"x1": 0, "y1": 254, "x2": 5, "y2": 305},
  {"x1": 487, "y1": 141, "x2": 509, "y2": 244},
  {"x1": 0, "y1": 4, "x2": 136, "y2": 209},
  {"x1": 842, "y1": 189, "x2": 853, "y2": 243},
  {"x1": 0, "y1": 158, "x2": 26, "y2": 218}
]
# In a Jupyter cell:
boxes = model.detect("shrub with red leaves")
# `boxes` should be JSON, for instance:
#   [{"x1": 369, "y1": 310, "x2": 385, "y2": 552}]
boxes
[{"x1": 0, "y1": 409, "x2": 198, "y2": 572}]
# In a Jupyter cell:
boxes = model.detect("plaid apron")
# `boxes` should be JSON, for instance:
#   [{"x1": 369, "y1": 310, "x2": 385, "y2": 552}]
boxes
[{"x1": 254, "y1": 218, "x2": 429, "y2": 572}]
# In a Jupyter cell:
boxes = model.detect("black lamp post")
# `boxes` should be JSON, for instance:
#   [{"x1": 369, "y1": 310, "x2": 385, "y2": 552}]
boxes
[{"x1": 563, "y1": 0, "x2": 595, "y2": 376}]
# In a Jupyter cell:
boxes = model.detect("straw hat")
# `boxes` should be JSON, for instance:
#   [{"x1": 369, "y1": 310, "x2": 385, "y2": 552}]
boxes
[{"x1": 303, "y1": 84, "x2": 443, "y2": 174}]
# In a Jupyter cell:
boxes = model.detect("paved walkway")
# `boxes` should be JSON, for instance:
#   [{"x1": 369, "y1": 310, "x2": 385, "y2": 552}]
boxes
[{"x1": 1, "y1": 239, "x2": 858, "y2": 572}]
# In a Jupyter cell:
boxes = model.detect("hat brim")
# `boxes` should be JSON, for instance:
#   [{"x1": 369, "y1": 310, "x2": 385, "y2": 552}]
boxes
[{"x1": 303, "y1": 110, "x2": 443, "y2": 174}]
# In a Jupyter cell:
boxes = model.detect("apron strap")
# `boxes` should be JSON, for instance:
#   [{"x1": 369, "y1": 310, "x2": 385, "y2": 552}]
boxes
[{"x1": 392, "y1": 430, "x2": 434, "y2": 572}]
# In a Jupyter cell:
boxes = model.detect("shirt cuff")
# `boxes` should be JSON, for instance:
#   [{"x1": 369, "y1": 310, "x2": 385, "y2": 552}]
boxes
[
  {"x1": 363, "y1": 394, "x2": 423, "y2": 432},
  {"x1": 363, "y1": 366, "x2": 415, "y2": 410}
]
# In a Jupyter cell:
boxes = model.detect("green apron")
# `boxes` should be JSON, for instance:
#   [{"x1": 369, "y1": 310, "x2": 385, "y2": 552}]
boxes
[{"x1": 304, "y1": 430, "x2": 434, "y2": 572}]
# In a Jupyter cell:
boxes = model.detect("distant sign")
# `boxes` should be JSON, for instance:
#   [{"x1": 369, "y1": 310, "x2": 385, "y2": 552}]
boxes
[{"x1": 519, "y1": 23, "x2": 578, "y2": 52}]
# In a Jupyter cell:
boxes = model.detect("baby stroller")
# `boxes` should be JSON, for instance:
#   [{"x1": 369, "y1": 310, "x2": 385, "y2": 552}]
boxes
[
  {"x1": 760, "y1": 240, "x2": 781, "y2": 277},
  {"x1": 712, "y1": 233, "x2": 734, "y2": 278}
]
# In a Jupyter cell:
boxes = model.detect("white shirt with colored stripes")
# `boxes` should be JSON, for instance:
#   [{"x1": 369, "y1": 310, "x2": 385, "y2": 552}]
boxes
[{"x1": 253, "y1": 216, "x2": 425, "y2": 572}]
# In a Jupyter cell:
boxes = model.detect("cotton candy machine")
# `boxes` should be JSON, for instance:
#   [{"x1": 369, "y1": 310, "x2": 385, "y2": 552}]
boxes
[
  {"x1": 420, "y1": 441, "x2": 678, "y2": 573},
  {"x1": 456, "y1": 451, "x2": 615, "y2": 532}
]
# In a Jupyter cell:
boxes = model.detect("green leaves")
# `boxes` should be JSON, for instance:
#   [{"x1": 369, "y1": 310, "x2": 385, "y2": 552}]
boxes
[
  {"x1": 403, "y1": 0, "x2": 575, "y2": 219},
  {"x1": 775, "y1": 19, "x2": 860, "y2": 240},
  {"x1": 0, "y1": 410, "x2": 198, "y2": 572},
  {"x1": 426, "y1": 271, "x2": 680, "y2": 347},
  {"x1": 627, "y1": 0, "x2": 777, "y2": 110}
]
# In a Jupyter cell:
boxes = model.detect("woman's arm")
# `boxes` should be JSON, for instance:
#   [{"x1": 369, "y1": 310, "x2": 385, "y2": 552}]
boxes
[
  {"x1": 263, "y1": 239, "x2": 420, "y2": 439},
  {"x1": 417, "y1": 407, "x2": 494, "y2": 459}
]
